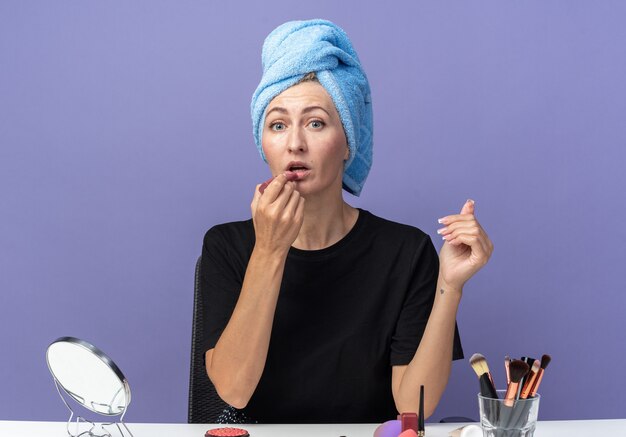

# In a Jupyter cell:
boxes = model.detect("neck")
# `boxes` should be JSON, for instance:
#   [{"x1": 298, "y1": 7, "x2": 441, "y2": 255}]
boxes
[{"x1": 292, "y1": 190, "x2": 358, "y2": 251}]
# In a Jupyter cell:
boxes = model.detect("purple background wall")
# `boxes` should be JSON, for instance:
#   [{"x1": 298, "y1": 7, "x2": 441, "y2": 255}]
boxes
[{"x1": 2, "y1": 0, "x2": 625, "y2": 423}]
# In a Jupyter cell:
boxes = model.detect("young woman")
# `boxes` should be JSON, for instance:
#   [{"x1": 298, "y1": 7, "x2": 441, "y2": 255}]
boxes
[{"x1": 200, "y1": 19, "x2": 493, "y2": 424}]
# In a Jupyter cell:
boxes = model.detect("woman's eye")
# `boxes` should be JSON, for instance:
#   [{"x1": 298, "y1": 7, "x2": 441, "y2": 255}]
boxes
[
  {"x1": 310, "y1": 120, "x2": 324, "y2": 128},
  {"x1": 271, "y1": 122, "x2": 285, "y2": 131}
]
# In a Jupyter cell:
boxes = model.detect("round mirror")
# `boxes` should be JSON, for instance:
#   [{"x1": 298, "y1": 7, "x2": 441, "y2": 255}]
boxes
[{"x1": 46, "y1": 337, "x2": 131, "y2": 416}]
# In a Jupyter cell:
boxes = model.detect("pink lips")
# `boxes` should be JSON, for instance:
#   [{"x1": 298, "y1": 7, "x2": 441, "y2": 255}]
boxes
[{"x1": 258, "y1": 171, "x2": 299, "y2": 194}]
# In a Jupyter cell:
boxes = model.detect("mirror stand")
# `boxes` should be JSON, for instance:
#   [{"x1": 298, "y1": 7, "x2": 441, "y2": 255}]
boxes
[{"x1": 52, "y1": 369, "x2": 134, "y2": 437}]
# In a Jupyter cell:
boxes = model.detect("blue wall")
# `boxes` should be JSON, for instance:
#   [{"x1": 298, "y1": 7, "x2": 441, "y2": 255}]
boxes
[{"x1": 1, "y1": 0, "x2": 625, "y2": 422}]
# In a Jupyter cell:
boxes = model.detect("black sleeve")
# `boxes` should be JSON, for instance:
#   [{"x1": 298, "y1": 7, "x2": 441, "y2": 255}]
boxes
[
  {"x1": 199, "y1": 226, "x2": 245, "y2": 356},
  {"x1": 390, "y1": 236, "x2": 464, "y2": 366}
]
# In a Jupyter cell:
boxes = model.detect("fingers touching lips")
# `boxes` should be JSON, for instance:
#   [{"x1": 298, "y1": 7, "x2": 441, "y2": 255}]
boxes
[{"x1": 258, "y1": 171, "x2": 299, "y2": 194}]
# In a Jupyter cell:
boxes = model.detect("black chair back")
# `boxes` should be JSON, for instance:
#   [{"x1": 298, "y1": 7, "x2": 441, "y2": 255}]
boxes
[{"x1": 188, "y1": 255, "x2": 228, "y2": 423}]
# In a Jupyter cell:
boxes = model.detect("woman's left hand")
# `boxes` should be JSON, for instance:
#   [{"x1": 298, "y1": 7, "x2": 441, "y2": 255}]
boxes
[{"x1": 437, "y1": 199, "x2": 493, "y2": 291}]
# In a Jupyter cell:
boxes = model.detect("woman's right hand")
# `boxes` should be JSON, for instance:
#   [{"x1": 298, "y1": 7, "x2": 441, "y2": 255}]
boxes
[{"x1": 250, "y1": 173, "x2": 305, "y2": 255}]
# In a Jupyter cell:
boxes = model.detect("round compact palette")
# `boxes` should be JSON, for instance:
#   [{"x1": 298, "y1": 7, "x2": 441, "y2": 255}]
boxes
[{"x1": 205, "y1": 427, "x2": 250, "y2": 437}]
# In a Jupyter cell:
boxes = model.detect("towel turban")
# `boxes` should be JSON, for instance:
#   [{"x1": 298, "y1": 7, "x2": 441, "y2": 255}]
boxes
[{"x1": 251, "y1": 19, "x2": 373, "y2": 196}]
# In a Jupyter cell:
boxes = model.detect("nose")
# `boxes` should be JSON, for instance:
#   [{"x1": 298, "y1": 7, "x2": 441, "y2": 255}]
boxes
[{"x1": 287, "y1": 126, "x2": 307, "y2": 153}]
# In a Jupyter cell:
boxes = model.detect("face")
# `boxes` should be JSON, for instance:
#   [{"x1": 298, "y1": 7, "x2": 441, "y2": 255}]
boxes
[{"x1": 262, "y1": 81, "x2": 349, "y2": 196}]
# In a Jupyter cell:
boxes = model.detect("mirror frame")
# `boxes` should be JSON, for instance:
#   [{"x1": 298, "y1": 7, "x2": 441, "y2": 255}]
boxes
[{"x1": 46, "y1": 336, "x2": 131, "y2": 416}]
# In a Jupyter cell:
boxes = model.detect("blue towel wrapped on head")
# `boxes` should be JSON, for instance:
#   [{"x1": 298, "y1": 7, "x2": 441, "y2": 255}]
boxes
[{"x1": 251, "y1": 19, "x2": 373, "y2": 196}]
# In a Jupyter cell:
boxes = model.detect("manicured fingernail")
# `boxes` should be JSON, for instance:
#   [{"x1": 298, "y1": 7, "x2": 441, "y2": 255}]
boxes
[
  {"x1": 438, "y1": 218, "x2": 445, "y2": 224},
  {"x1": 467, "y1": 199, "x2": 475, "y2": 205},
  {"x1": 436, "y1": 227, "x2": 447, "y2": 235}
]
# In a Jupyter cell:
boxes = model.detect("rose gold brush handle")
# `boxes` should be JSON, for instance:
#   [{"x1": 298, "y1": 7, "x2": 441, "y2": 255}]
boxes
[
  {"x1": 520, "y1": 360, "x2": 541, "y2": 399},
  {"x1": 529, "y1": 368, "x2": 545, "y2": 397},
  {"x1": 504, "y1": 357, "x2": 511, "y2": 385},
  {"x1": 504, "y1": 382, "x2": 520, "y2": 407}
]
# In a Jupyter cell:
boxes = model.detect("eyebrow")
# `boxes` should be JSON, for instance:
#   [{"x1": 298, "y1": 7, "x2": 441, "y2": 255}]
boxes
[{"x1": 266, "y1": 105, "x2": 331, "y2": 117}]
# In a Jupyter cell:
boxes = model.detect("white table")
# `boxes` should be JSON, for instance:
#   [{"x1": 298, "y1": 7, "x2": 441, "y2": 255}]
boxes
[{"x1": 1, "y1": 419, "x2": 624, "y2": 437}]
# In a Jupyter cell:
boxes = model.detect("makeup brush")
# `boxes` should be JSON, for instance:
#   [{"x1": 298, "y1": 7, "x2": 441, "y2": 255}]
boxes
[
  {"x1": 506, "y1": 359, "x2": 540, "y2": 431},
  {"x1": 509, "y1": 356, "x2": 551, "y2": 430},
  {"x1": 418, "y1": 385, "x2": 425, "y2": 437},
  {"x1": 504, "y1": 360, "x2": 529, "y2": 407},
  {"x1": 529, "y1": 354, "x2": 552, "y2": 397},
  {"x1": 519, "y1": 359, "x2": 540, "y2": 399},
  {"x1": 519, "y1": 356, "x2": 536, "y2": 395},
  {"x1": 504, "y1": 355, "x2": 511, "y2": 385},
  {"x1": 469, "y1": 353, "x2": 498, "y2": 399}
]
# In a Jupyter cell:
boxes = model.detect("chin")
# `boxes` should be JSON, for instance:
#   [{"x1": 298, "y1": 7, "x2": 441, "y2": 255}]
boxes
[{"x1": 298, "y1": 182, "x2": 341, "y2": 197}]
